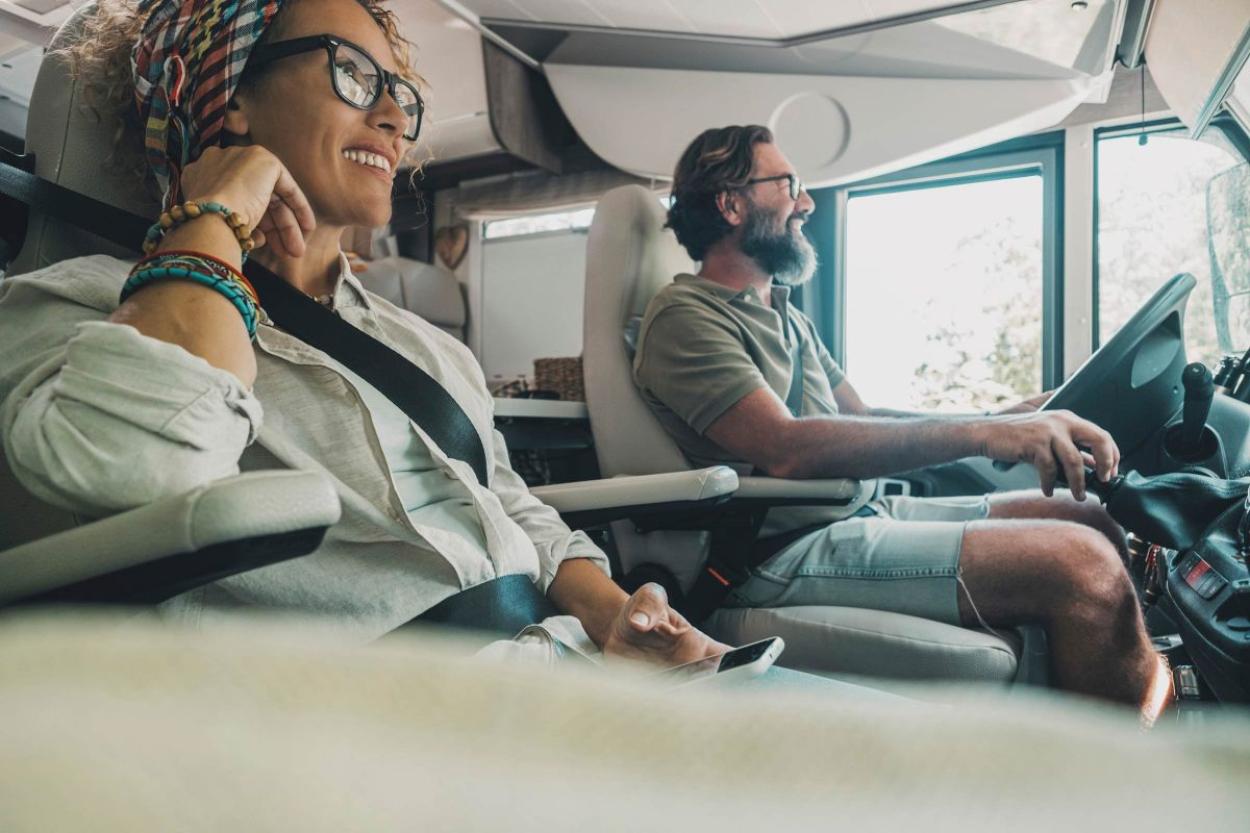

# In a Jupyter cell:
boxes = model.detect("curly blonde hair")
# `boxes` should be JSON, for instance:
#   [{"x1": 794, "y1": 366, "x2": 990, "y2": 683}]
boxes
[{"x1": 55, "y1": 0, "x2": 426, "y2": 199}]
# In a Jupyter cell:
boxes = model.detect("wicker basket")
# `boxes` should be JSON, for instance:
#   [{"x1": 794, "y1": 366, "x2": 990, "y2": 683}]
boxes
[{"x1": 533, "y1": 357, "x2": 585, "y2": 402}]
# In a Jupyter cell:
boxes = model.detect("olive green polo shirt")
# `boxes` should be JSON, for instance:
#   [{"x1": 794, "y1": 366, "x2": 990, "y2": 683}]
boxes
[{"x1": 633, "y1": 273, "x2": 845, "y2": 474}]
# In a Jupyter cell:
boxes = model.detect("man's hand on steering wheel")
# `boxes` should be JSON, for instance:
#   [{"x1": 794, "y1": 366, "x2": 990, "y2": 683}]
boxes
[{"x1": 979, "y1": 410, "x2": 1120, "y2": 500}]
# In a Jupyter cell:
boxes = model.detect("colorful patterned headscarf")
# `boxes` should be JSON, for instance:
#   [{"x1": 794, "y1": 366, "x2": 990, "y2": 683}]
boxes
[{"x1": 132, "y1": 0, "x2": 285, "y2": 207}]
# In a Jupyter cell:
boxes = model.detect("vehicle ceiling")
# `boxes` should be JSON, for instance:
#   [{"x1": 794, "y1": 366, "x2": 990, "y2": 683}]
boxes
[
  {"x1": 425, "y1": 0, "x2": 1123, "y2": 184},
  {"x1": 0, "y1": 0, "x2": 1127, "y2": 183}
]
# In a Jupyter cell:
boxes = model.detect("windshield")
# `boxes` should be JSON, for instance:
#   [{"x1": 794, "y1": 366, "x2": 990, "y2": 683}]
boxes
[{"x1": 1097, "y1": 124, "x2": 1250, "y2": 369}]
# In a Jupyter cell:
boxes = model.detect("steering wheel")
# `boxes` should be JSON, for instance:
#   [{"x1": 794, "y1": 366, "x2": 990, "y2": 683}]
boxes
[{"x1": 1041, "y1": 272, "x2": 1197, "y2": 461}]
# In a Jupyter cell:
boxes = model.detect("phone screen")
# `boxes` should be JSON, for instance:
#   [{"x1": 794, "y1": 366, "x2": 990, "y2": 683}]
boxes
[
  {"x1": 716, "y1": 638, "x2": 776, "y2": 670},
  {"x1": 659, "y1": 638, "x2": 779, "y2": 684}
]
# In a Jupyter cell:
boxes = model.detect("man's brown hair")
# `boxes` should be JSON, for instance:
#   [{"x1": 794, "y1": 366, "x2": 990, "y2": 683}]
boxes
[{"x1": 666, "y1": 124, "x2": 773, "y2": 261}]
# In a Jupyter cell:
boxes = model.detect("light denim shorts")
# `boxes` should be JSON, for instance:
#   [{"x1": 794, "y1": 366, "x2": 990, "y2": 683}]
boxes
[{"x1": 725, "y1": 494, "x2": 991, "y2": 626}]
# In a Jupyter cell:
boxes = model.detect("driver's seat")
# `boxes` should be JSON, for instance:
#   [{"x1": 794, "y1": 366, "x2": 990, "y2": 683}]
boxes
[{"x1": 584, "y1": 184, "x2": 1038, "y2": 686}]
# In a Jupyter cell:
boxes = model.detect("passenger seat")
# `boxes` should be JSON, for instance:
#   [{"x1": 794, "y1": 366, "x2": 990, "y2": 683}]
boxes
[{"x1": 354, "y1": 255, "x2": 468, "y2": 343}]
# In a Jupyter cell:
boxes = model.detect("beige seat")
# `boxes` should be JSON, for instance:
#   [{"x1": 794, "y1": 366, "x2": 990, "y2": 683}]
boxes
[
  {"x1": 353, "y1": 256, "x2": 467, "y2": 342},
  {"x1": 583, "y1": 184, "x2": 1028, "y2": 685}
]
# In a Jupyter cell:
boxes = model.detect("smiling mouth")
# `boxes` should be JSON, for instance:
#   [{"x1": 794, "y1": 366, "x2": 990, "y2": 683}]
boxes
[{"x1": 342, "y1": 149, "x2": 392, "y2": 175}]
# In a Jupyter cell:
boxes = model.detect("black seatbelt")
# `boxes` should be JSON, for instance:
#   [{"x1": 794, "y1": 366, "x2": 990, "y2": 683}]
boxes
[
  {"x1": 0, "y1": 154, "x2": 489, "y2": 486},
  {"x1": 784, "y1": 314, "x2": 804, "y2": 417},
  {"x1": 242, "y1": 264, "x2": 488, "y2": 485}
]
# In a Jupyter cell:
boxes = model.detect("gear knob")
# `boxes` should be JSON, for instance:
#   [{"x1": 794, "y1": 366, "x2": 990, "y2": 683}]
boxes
[{"x1": 1180, "y1": 362, "x2": 1214, "y2": 454}]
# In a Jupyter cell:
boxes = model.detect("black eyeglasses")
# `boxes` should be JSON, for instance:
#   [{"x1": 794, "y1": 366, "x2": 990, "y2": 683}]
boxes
[
  {"x1": 246, "y1": 34, "x2": 424, "y2": 141},
  {"x1": 745, "y1": 173, "x2": 804, "y2": 201}
]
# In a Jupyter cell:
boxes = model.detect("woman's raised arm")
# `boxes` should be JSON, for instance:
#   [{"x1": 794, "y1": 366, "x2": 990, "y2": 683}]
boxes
[{"x1": 109, "y1": 145, "x2": 315, "y2": 389}]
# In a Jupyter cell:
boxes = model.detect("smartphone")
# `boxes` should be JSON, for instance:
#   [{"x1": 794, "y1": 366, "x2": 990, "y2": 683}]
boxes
[{"x1": 658, "y1": 637, "x2": 785, "y2": 687}]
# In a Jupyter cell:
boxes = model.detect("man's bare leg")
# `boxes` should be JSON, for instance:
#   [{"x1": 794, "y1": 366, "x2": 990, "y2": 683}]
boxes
[
  {"x1": 956, "y1": 519, "x2": 1157, "y2": 706},
  {"x1": 987, "y1": 490, "x2": 1129, "y2": 562}
]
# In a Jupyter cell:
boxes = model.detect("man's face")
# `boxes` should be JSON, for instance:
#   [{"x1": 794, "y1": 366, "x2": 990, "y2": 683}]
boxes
[{"x1": 735, "y1": 143, "x2": 817, "y2": 286}]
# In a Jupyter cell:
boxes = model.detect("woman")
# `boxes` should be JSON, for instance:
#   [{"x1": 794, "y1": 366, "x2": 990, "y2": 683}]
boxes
[{"x1": 0, "y1": 0, "x2": 724, "y2": 667}]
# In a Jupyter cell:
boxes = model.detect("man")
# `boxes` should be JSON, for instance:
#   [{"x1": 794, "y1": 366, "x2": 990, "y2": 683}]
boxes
[{"x1": 633, "y1": 125, "x2": 1171, "y2": 718}]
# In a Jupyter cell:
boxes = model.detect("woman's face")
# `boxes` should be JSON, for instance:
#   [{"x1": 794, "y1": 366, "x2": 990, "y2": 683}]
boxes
[{"x1": 225, "y1": 0, "x2": 416, "y2": 230}]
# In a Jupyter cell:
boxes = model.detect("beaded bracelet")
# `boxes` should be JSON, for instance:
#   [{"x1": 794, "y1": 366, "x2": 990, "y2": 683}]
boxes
[
  {"x1": 121, "y1": 264, "x2": 258, "y2": 338},
  {"x1": 142, "y1": 201, "x2": 255, "y2": 257}
]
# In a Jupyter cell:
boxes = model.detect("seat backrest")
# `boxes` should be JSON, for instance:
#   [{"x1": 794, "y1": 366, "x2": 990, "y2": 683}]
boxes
[
  {"x1": 354, "y1": 256, "x2": 468, "y2": 342},
  {"x1": 582, "y1": 185, "x2": 695, "y2": 478},
  {"x1": 583, "y1": 185, "x2": 713, "y2": 588},
  {"x1": 9, "y1": 2, "x2": 159, "y2": 277},
  {"x1": 2, "y1": 3, "x2": 151, "y2": 548}
]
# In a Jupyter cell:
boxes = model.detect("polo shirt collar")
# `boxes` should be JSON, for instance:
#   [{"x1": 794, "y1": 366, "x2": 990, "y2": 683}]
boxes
[{"x1": 675, "y1": 272, "x2": 792, "y2": 309}]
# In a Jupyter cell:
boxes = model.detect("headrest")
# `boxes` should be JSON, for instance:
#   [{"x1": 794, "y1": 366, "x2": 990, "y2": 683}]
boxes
[
  {"x1": 586, "y1": 184, "x2": 694, "y2": 325},
  {"x1": 11, "y1": 2, "x2": 159, "y2": 275}
]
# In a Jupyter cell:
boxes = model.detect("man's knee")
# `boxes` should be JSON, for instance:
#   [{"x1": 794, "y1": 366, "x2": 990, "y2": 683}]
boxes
[
  {"x1": 993, "y1": 491, "x2": 1126, "y2": 554},
  {"x1": 1032, "y1": 525, "x2": 1136, "y2": 623},
  {"x1": 1067, "y1": 500, "x2": 1128, "y2": 557}
]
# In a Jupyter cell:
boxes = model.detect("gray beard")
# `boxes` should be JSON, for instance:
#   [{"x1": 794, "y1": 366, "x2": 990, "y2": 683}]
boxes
[{"x1": 740, "y1": 207, "x2": 818, "y2": 286}]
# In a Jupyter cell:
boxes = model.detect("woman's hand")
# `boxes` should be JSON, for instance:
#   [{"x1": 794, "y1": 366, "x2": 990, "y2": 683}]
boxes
[
  {"x1": 602, "y1": 583, "x2": 729, "y2": 668},
  {"x1": 178, "y1": 145, "x2": 316, "y2": 258}
]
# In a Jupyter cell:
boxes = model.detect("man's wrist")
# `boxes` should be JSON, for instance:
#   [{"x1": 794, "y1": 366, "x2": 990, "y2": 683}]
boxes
[{"x1": 959, "y1": 416, "x2": 996, "y2": 458}]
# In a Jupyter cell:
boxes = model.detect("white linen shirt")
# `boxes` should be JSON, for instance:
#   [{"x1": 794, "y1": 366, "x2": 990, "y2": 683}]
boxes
[{"x1": 0, "y1": 253, "x2": 608, "y2": 650}]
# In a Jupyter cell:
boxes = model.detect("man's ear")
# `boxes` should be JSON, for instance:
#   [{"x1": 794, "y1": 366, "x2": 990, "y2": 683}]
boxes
[
  {"x1": 221, "y1": 94, "x2": 250, "y2": 141},
  {"x1": 716, "y1": 190, "x2": 745, "y2": 228}
]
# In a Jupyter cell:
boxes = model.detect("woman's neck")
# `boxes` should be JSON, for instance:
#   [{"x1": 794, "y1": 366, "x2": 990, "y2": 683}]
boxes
[{"x1": 250, "y1": 224, "x2": 346, "y2": 299}]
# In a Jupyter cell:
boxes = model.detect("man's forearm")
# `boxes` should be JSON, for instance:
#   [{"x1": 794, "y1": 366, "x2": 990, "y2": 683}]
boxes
[
  {"x1": 546, "y1": 558, "x2": 630, "y2": 648},
  {"x1": 866, "y1": 407, "x2": 987, "y2": 419},
  {"x1": 866, "y1": 406, "x2": 927, "y2": 418},
  {"x1": 777, "y1": 414, "x2": 989, "y2": 480}
]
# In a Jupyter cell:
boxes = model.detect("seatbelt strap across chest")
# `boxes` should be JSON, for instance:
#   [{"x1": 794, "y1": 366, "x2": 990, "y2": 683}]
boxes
[
  {"x1": 784, "y1": 315, "x2": 804, "y2": 418},
  {"x1": 243, "y1": 263, "x2": 490, "y2": 486}
]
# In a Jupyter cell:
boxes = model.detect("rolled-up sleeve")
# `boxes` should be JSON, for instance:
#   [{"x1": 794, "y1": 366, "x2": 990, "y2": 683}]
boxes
[
  {"x1": 486, "y1": 427, "x2": 610, "y2": 591},
  {"x1": 2, "y1": 321, "x2": 263, "y2": 515}
]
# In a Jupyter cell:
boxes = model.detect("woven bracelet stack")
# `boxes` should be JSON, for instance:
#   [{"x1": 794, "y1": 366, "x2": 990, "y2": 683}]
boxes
[{"x1": 122, "y1": 201, "x2": 260, "y2": 338}]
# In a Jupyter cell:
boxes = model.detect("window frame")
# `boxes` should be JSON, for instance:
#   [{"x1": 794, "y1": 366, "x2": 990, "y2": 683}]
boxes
[{"x1": 810, "y1": 131, "x2": 1066, "y2": 392}]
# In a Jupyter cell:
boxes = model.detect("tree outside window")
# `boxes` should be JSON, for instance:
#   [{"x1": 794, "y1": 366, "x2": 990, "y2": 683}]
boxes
[{"x1": 1097, "y1": 128, "x2": 1250, "y2": 368}]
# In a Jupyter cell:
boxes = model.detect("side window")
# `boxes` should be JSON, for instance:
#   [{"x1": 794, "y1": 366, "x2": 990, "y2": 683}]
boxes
[
  {"x1": 1096, "y1": 124, "x2": 1250, "y2": 367},
  {"x1": 483, "y1": 208, "x2": 596, "y2": 240},
  {"x1": 478, "y1": 197, "x2": 671, "y2": 388},
  {"x1": 842, "y1": 172, "x2": 1048, "y2": 413},
  {"x1": 480, "y1": 211, "x2": 593, "y2": 389}
]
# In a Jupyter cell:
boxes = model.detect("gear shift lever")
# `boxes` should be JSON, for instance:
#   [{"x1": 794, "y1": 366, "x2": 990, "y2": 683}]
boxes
[
  {"x1": 1179, "y1": 362, "x2": 1214, "y2": 457},
  {"x1": 1064, "y1": 466, "x2": 1249, "y2": 551}
]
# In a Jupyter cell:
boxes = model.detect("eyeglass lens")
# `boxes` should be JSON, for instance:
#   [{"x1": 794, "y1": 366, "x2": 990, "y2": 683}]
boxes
[{"x1": 333, "y1": 42, "x2": 423, "y2": 140}]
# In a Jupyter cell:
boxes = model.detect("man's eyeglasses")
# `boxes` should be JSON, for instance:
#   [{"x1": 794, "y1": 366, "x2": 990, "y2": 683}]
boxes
[
  {"x1": 246, "y1": 34, "x2": 424, "y2": 141},
  {"x1": 745, "y1": 173, "x2": 804, "y2": 201}
]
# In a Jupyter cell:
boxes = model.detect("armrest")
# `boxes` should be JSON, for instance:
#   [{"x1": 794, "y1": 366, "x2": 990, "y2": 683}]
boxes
[
  {"x1": 532, "y1": 467, "x2": 739, "y2": 528},
  {"x1": 0, "y1": 471, "x2": 341, "y2": 606},
  {"x1": 733, "y1": 476, "x2": 865, "y2": 505}
]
